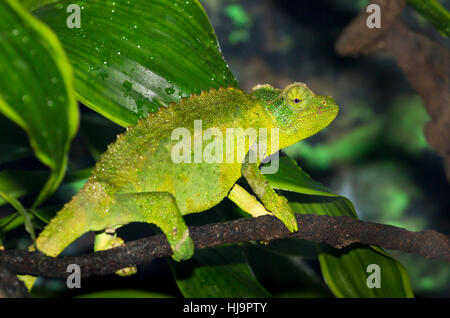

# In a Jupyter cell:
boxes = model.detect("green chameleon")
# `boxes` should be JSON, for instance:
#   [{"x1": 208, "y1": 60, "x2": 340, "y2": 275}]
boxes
[{"x1": 24, "y1": 82, "x2": 338, "y2": 286}]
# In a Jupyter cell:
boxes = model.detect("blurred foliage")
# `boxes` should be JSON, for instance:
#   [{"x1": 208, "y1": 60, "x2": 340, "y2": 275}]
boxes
[{"x1": 284, "y1": 96, "x2": 431, "y2": 170}]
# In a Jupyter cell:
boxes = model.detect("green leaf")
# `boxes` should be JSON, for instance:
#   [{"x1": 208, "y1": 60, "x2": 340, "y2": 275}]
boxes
[
  {"x1": 33, "y1": 0, "x2": 238, "y2": 127},
  {"x1": 0, "y1": 0, "x2": 79, "y2": 207},
  {"x1": 169, "y1": 246, "x2": 271, "y2": 298},
  {"x1": 20, "y1": 0, "x2": 59, "y2": 12},
  {"x1": 408, "y1": 0, "x2": 450, "y2": 37},
  {"x1": 0, "y1": 191, "x2": 36, "y2": 245},
  {"x1": 0, "y1": 213, "x2": 20, "y2": 231},
  {"x1": 267, "y1": 156, "x2": 414, "y2": 298},
  {"x1": 264, "y1": 154, "x2": 339, "y2": 197},
  {"x1": 318, "y1": 244, "x2": 414, "y2": 298}
]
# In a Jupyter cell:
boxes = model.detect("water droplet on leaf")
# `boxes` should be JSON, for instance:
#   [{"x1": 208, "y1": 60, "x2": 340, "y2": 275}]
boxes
[{"x1": 165, "y1": 87, "x2": 175, "y2": 95}]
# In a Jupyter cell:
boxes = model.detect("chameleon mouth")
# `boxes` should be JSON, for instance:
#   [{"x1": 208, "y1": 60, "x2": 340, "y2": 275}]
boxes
[
  {"x1": 317, "y1": 106, "x2": 324, "y2": 114},
  {"x1": 284, "y1": 108, "x2": 338, "y2": 134},
  {"x1": 288, "y1": 106, "x2": 338, "y2": 128}
]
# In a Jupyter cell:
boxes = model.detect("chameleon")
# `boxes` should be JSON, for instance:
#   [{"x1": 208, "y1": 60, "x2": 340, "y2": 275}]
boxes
[{"x1": 23, "y1": 82, "x2": 338, "y2": 286}]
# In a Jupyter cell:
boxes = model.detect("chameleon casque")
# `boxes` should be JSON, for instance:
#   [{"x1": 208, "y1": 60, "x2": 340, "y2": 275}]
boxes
[{"x1": 25, "y1": 82, "x2": 339, "y2": 286}]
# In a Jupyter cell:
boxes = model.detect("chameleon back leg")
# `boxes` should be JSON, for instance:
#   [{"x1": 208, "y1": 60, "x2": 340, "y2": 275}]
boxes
[
  {"x1": 36, "y1": 189, "x2": 194, "y2": 261},
  {"x1": 107, "y1": 192, "x2": 194, "y2": 262},
  {"x1": 21, "y1": 188, "x2": 193, "y2": 290}
]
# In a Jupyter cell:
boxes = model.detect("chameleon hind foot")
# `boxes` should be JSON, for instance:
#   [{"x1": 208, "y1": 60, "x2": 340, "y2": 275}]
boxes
[{"x1": 110, "y1": 192, "x2": 194, "y2": 262}]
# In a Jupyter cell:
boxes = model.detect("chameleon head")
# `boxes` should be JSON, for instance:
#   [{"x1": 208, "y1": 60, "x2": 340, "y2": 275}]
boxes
[{"x1": 253, "y1": 82, "x2": 339, "y2": 149}]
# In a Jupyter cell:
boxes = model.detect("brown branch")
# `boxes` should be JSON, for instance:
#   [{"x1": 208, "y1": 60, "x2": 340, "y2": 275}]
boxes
[{"x1": 0, "y1": 214, "x2": 448, "y2": 285}]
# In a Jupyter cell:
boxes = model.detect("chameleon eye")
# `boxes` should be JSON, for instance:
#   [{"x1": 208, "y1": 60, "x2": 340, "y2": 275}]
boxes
[
  {"x1": 321, "y1": 100, "x2": 326, "y2": 105},
  {"x1": 282, "y1": 83, "x2": 314, "y2": 112}
]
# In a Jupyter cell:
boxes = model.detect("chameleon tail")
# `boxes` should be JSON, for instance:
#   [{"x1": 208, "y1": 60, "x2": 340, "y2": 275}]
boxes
[
  {"x1": 36, "y1": 188, "x2": 94, "y2": 257},
  {"x1": 20, "y1": 183, "x2": 101, "y2": 290}
]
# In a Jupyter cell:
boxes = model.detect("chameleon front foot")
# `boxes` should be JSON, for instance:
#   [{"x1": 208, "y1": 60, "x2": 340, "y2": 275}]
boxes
[
  {"x1": 269, "y1": 195, "x2": 298, "y2": 232},
  {"x1": 169, "y1": 228, "x2": 195, "y2": 262},
  {"x1": 229, "y1": 183, "x2": 298, "y2": 232},
  {"x1": 240, "y1": 161, "x2": 298, "y2": 233},
  {"x1": 94, "y1": 232, "x2": 137, "y2": 276}
]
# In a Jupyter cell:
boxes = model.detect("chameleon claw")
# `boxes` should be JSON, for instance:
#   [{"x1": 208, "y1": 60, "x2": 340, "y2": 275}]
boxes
[{"x1": 170, "y1": 230, "x2": 194, "y2": 262}]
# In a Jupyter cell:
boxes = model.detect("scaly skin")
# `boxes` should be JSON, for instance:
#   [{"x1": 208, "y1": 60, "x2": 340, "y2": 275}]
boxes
[{"x1": 22, "y1": 83, "x2": 339, "y2": 289}]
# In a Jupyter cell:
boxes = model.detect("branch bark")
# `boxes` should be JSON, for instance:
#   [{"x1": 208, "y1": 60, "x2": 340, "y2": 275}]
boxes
[
  {"x1": 0, "y1": 263, "x2": 29, "y2": 298},
  {"x1": 0, "y1": 214, "x2": 448, "y2": 285}
]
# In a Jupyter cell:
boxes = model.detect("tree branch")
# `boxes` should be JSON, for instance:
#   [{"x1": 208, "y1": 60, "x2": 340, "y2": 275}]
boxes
[
  {"x1": 0, "y1": 214, "x2": 448, "y2": 285},
  {"x1": 0, "y1": 262, "x2": 29, "y2": 298}
]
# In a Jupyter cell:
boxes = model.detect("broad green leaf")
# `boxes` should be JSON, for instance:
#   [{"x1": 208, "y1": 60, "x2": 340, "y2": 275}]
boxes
[
  {"x1": 20, "y1": 0, "x2": 59, "y2": 11},
  {"x1": 267, "y1": 156, "x2": 414, "y2": 298},
  {"x1": 0, "y1": 0, "x2": 78, "y2": 207},
  {"x1": 324, "y1": 247, "x2": 412, "y2": 298},
  {"x1": 33, "y1": 0, "x2": 238, "y2": 127},
  {"x1": 265, "y1": 154, "x2": 339, "y2": 197},
  {"x1": 169, "y1": 246, "x2": 271, "y2": 298}
]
